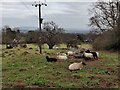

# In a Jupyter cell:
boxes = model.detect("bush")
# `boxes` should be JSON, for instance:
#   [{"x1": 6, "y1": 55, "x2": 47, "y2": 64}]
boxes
[{"x1": 93, "y1": 29, "x2": 119, "y2": 51}]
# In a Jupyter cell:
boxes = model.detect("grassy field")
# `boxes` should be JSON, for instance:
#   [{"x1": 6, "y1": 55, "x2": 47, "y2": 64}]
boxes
[{"x1": 2, "y1": 44, "x2": 119, "y2": 88}]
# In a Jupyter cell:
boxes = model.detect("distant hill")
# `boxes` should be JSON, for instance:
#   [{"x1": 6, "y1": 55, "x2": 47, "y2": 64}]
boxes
[
  {"x1": 17, "y1": 26, "x2": 38, "y2": 33},
  {"x1": 65, "y1": 28, "x2": 90, "y2": 34},
  {"x1": 17, "y1": 26, "x2": 90, "y2": 34}
]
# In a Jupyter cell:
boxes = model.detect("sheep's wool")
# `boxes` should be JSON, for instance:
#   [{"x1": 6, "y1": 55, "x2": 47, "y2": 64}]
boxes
[
  {"x1": 84, "y1": 53, "x2": 93, "y2": 58},
  {"x1": 96, "y1": 52, "x2": 99, "y2": 57},
  {"x1": 67, "y1": 51, "x2": 74, "y2": 55},
  {"x1": 69, "y1": 62, "x2": 83, "y2": 70},
  {"x1": 57, "y1": 55, "x2": 67, "y2": 60}
]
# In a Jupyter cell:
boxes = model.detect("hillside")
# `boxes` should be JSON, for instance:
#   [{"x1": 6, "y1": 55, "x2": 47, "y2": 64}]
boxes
[{"x1": 2, "y1": 44, "x2": 119, "y2": 88}]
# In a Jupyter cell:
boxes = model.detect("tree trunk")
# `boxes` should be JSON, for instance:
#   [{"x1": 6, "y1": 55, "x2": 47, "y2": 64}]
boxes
[
  {"x1": 48, "y1": 45, "x2": 54, "y2": 49},
  {"x1": 39, "y1": 44, "x2": 42, "y2": 54}
]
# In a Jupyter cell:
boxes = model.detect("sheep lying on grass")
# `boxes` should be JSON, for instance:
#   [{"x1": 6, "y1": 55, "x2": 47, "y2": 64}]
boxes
[
  {"x1": 53, "y1": 46, "x2": 59, "y2": 50},
  {"x1": 83, "y1": 50, "x2": 99, "y2": 60},
  {"x1": 57, "y1": 53, "x2": 68, "y2": 60},
  {"x1": 6, "y1": 44, "x2": 13, "y2": 49},
  {"x1": 83, "y1": 52, "x2": 93, "y2": 59},
  {"x1": 46, "y1": 56, "x2": 57, "y2": 62},
  {"x1": 69, "y1": 62, "x2": 86, "y2": 71},
  {"x1": 67, "y1": 51, "x2": 74, "y2": 56}
]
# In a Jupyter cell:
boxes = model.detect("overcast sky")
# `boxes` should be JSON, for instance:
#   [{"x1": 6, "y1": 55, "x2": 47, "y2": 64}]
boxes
[{"x1": 0, "y1": 0, "x2": 108, "y2": 33}]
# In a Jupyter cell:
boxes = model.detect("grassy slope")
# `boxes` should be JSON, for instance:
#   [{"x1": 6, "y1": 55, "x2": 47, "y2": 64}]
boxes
[{"x1": 2, "y1": 44, "x2": 119, "y2": 88}]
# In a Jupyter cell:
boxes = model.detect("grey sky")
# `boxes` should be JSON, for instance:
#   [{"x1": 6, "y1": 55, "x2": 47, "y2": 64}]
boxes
[{"x1": 0, "y1": 0, "x2": 99, "y2": 33}]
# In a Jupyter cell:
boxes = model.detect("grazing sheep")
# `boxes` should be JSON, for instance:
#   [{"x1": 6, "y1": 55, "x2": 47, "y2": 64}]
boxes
[
  {"x1": 68, "y1": 62, "x2": 86, "y2": 71},
  {"x1": 57, "y1": 53, "x2": 68, "y2": 60},
  {"x1": 46, "y1": 56, "x2": 57, "y2": 62}
]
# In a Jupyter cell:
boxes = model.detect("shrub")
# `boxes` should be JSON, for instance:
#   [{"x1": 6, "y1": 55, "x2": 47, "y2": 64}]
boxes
[{"x1": 93, "y1": 29, "x2": 119, "y2": 51}]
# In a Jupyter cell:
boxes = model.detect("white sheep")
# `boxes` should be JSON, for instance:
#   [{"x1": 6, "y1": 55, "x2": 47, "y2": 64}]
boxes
[
  {"x1": 69, "y1": 62, "x2": 86, "y2": 71},
  {"x1": 57, "y1": 53, "x2": 68, "y2": 60},
  {"x1": 96, "y1": 52, "x2": 99, "y2": 57},
  {"x1": 83, "y1": 52, "x2": 93, "y2": 59},
  {"x1": 83, "y1": 50, "x2": 99, "y2": 59},
  {"x1": 53, "y1": 46, "x2": 59, "y2": 49},
  {"x1": 67, "y1": 51, "x2": 74, "y2": 55}
]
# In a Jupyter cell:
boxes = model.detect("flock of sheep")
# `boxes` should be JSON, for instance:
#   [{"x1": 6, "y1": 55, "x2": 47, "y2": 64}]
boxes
[
  {"x1": 6, "y1": 44, "x2": 99, "y2": 71},
  {"x1": 45, "y1": 49, "x2": 99, "y2": 71}
]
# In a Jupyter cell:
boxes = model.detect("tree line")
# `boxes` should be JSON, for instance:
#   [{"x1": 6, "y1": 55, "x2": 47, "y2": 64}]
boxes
[
  {"x1": 2, "y1": 0, "x2": 119, "y2": 51},
  {"x1": 1, "y1": 21, "x2": 87, "y2": 49}
]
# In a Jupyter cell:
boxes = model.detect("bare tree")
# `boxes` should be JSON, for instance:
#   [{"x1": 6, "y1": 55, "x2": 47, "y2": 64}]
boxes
[
  {"x1": 89, "y1": 0, "x2": 120, "y2": 50},
  {"x1": 43, "y1": 21, "x2": 64, "y2": 49},
  {"x1": 89, "y1": 0, "x2": 120, "y2": 33},
  {"x1": 2, "y1": 26, "x2": 16, "y2": 46}
]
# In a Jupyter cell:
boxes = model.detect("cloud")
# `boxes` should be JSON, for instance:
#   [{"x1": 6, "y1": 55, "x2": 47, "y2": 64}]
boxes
[
  {"x1": 0, "y1": 1, "x2": 92, "y2": 32},
  {"x1": 42, "y1": 2, "x2": 91, "y2": 30},
  {"x1": 1, "y1": 0, "x2": 110, "y2": 3},
  {"x1": 1, "y1": 2, "x2": 37, "y2": 18},
  {"x1": 2, "y1": 15, "x2": 38, "y2": 28},
  {"x1": 42, "y1": 2, "x2": 91, "y2": 17}
]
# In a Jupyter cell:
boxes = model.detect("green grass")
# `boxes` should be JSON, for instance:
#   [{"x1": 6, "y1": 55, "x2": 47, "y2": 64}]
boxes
[
  {"x1": 2, "y1": 44, "x2": 119, "y2": 88},
  {"x1": 78, "y1": 43, "x2": 92, "y2": 49}
]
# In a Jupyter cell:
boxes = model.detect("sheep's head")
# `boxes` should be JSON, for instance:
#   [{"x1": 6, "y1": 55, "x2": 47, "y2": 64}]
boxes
[{"x1": 85, "y1": 50, "x2": 90, "y2": 53}]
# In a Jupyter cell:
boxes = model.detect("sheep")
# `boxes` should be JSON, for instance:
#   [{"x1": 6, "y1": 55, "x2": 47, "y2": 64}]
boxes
[
  {"x1": 83, "y1": 52, "x2": 93, "y2": 59},
  {"x1": 92, "y1": 51, "x2": 99, "y2": 59},
  {"x1": 6, "y1": 44, "x2": 13, "y2": 49},
  {"x1": 46, "y1": 56, "x2": 57, "y2": 62},
  {"x1": 53, "y1": 46, "x2": 59, "y2": 50},
  {"x1": 67, "y1": 51, "x2": 74, "y2": 56},
  {"x1": 57, "y1": 53, "x2": 68, "y2": 60},
  {"x1": 68, "y1": 62, "x2": 86, "y2": 71},
  {"x1": 83, "y1": 50, "x2": 99, "y2": 59},
  {"x1": 86, "y1": 50, "x2": 99, "y2": 59}
]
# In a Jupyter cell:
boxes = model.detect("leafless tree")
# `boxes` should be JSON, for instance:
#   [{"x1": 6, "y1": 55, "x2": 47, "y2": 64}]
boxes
[
  {"x1": 89, "y1": 0, "x2": 120, "y2": 33},
  {"x1": 88, "y1": 0, "x2": 120, "y2": 50},
  {"x1": 43, "y1": 21, "x2": 64, "y2": 49},
  {"x1": 2, "y1": 26, "x2": 16, "y2": 46}
]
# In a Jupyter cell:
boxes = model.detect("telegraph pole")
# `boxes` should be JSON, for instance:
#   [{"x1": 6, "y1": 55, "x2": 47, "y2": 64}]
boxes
[{"x1": 32, "y1": 1, "x2": 47, "y2": 54}]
